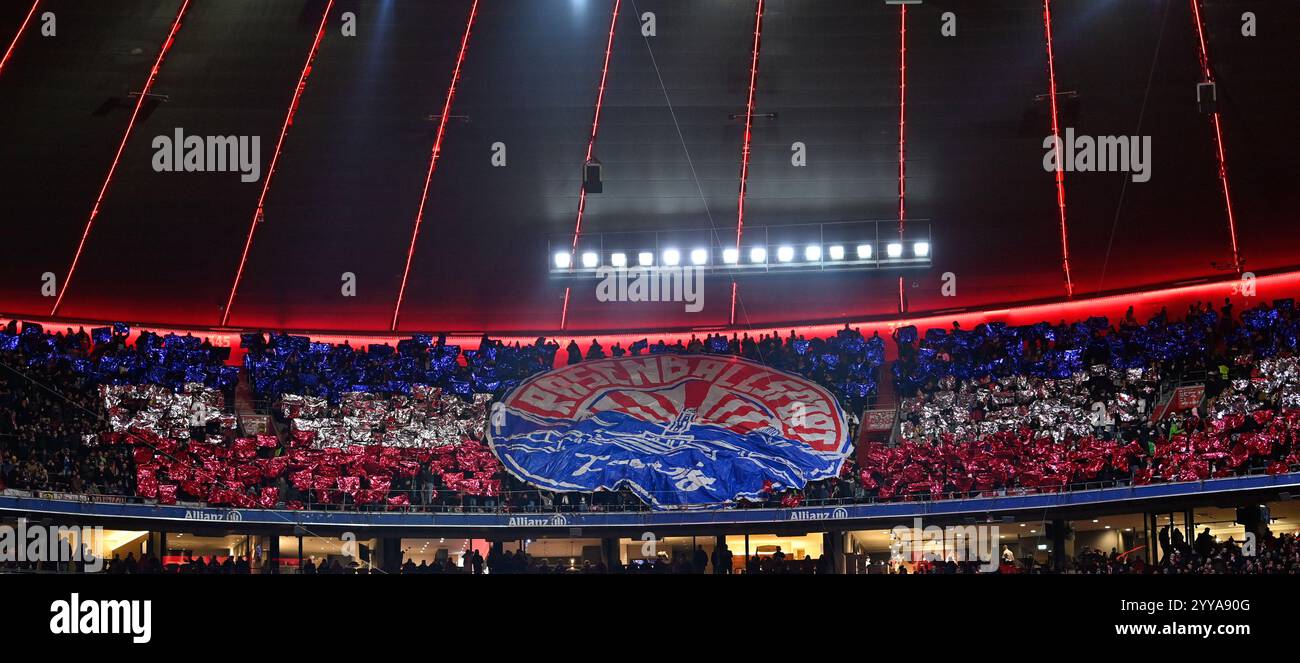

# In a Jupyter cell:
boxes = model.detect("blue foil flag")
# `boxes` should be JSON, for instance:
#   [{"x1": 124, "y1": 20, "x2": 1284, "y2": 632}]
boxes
[{"x1": 707, "y1": 336, "x2": 729, "y2": 353}]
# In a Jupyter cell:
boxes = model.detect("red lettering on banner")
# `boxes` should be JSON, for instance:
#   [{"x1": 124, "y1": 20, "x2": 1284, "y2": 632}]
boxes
[
  {"x1": 621, "y1": 358, "x2": 660, "y2": 386},
  {"x1": 515, "y1": 386, "x2": 576, "y2": 418},
  {"x1": 503, "y1": 356, "x2": 845, "y2": 451}
]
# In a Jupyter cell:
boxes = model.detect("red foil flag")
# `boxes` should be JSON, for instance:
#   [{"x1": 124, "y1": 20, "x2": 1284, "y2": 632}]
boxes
[
  {"x1": 157, "y1": 484, "x2": 178, "y2": 505},
  {"x1": 258, "y1": 487, "x2": 280, "y2": 509}
]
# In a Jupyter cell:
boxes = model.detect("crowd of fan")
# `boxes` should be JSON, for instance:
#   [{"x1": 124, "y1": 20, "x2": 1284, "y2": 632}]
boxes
[
  {"x1": 875, "y1": 524, "x2": 1298, "y2": 575},
  {"x1": 1067, "y1": 528, "x2": 1300, "y2": 575},
  {"x1": 420, "y1": 544, "x2": 830, "y2": 574},
  {"x1": 1157, "y1": 529, "x2": 1300, "y2": 574},
  {"x1": 891, "y1": 299, "x2": 1268, "y2": 396},
  {"x1": 1, "y1": 327, "x2": 135, "y2": 496},
  {"x1": 242, "y1": 325, "x2": 883, "y2": 415},
  {"x1": 2, "y1": 297, "x2": 1300, "y2": 509},
  {"x1": 0, "y1": 320, "x2": 233, "y2": 499},
  {"x1": 855, "y1": 299, "x2": 1300, "y2": 501},
  {"x1": 557, "y1": 327, "x2": 884, "y2": 414}
]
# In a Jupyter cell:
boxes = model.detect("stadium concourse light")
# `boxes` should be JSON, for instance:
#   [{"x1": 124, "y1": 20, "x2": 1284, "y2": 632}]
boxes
[
  {"x1": 828, "y1": 245, "x2": 845, "y2": 260},
  {"x1": 777, "y1": 246, "x2": 794, "y2": 263},
  {"x1": 857, "y1": 244, "x2": 872, "y2": 259},
  {"x1": 886, "y1": 242, "x2": 903, "y2": 258},
  {"x1": 581, "y1": 251, "x2": 599, "y2": 268},
  {"x1": 913, "y1": 241, "x2": 930, "y2": 258},
  {"x1": 662, "y1": 248, "x2": 681, "y2": 266},
  {"x1": 722, "y1": 248, "x2": 739, "y2": 264},
  {"x1": 610, "y1": 252, "x2": 627, "y2": 267},
  {"x1": 638, "y1": 251, "x2": 654, "y2": 267},
  {"x1": 750, "y1": 247, "x2": 767, "y2": 263},
  {"x1": 690, "y1": 248, "x2": 709, "y2": 265},
  {"x1": 554, "y1": 252, "x2": 571, "y2": 269},
  {"x1": 805, "y1": 245, "x2": 821, "y2": 262}
]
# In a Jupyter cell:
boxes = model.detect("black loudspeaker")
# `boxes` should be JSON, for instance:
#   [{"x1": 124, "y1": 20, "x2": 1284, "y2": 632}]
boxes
[
  {"x1": 584, "y1": 160, "x2": 603, "y2": 193},
  {"x1": 1197, "y1": 81, "x2": 1217, "y2": 114},
  {"x1": 1045, "y1": 522, "x2": 1074, "y2": 541},
  {"x1": 1236, "y1": 505, "x2": 1269, "y2": 527}
]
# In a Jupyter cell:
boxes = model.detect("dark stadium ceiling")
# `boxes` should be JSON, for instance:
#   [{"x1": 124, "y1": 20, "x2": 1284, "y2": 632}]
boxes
[{"x1": 0, "y1": 0, "x2": 1296, "y2": 335}]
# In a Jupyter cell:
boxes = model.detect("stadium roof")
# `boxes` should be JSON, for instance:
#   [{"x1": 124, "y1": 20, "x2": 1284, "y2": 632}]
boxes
[{"x1": 1, "y1": 0, "x2": 1296, "y2": 335}]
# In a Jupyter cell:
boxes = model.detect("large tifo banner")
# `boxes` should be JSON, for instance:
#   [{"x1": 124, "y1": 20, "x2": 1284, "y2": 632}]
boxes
[{"x1": 488, "y1": 355, "x2": 851, "y2": 508}]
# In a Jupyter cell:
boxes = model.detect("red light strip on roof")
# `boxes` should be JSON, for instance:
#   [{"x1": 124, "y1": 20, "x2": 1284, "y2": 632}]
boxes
[
  {"x1": 220, "y1": 0, "x2": 335, "y2": 326},
  {"x1": 897, "y1": 5, "x2": 907, "y2": 230},
  {"x1": 729, "y1": 0, "x2": 765, "y2": 326},
  {"x1": 0, "y1": 0, "x2": 40, "y2": 77},
  {"x1": 1042, "y1": 0, "x2": 1074, "y2": 299},
  {"x1": 897, "y1": 4, "x2": 907, "y2": 313},
  {"x1": 1189, "y1": 0, "x2": 1241, "y2": 272},
  {"x1": 560, "y1": 0, "x2": 622, "y2": 330},
  {"x1": 13, "y1": 268, "x2": 1300, "y2": 366},
  {"x1": 392, "y1": 0, "x2": 481, "y2": 331},
  {"x1": 50, "y1": 0, "x2": 192, "y2": 316}
]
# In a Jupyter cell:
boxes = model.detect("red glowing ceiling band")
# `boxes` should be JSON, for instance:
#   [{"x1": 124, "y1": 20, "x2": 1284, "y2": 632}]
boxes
[
  {"x1": 391, "y1": 0, "x2": 481, "y2": 332},
  {"x1": 897, "y1": 5, "x2": 907, "y2": 313},
  {"x1": 49, "y1": 0, "x2": 191, "y2": 316},
  {"x1": 1190, "y1": 0, "x2": 1241, "y2": 271},
  {"x1": 560, "y1": 0, "x2": 622, "y2": 330},
  {"x1": 0, "y1": 0, "x2": 40, "y2": 77},
  {"x1": 560, "y1": 286, "x2": 572, "y2": 330},
  {"x1": 1042, "y1": 0, "x2": 1074, "y2": 299},
  {"x1": 220, "y1": 0, "x2": 335, "y2": 326},
  {"x1": 1191, "y1": 0, "x2": 1211, "y2": 79},
  {"x1": 14, "y1": 268, "x2": 1300, "y2": 365},
  {"x1": 570, "y1": 0, "x2": 621, "y2": 252},
  {"x1": 729, "y1": 0, "x2": 765, "y2": 326}
]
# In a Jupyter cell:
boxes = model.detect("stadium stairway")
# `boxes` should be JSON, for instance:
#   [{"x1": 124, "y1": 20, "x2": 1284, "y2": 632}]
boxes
[
  {"x1": 874, "y1": 363, "x2": 898, "y2": 413},
  {"x1": 856, "y1": 364, "x2": 901, "y2": 459},
  {"x1": 233, "y1": 369, "x2": 264, "y2": 434}
]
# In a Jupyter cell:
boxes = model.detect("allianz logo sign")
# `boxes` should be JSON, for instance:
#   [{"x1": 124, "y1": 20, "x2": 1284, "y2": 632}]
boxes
[
  {"x1": 789, "y1": 507, "x2": 850, "y2": 522},
  {"x1": 506, "y1": 515, "x2": 569, "y2": 527},
  {"x1": 183, "y1": 509, "x2": 244, "y2": 522}
]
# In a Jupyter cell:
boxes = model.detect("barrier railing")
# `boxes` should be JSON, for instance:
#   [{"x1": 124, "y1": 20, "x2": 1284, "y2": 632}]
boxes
[{"x1": 5, "y1": 460, "x2": 1296, "y2": 516}]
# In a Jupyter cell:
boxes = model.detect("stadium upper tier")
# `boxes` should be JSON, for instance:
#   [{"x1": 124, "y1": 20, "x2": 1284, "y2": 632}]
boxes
[{"x1": 3, "y1": 272, "x2": 1300, "y2": 515}]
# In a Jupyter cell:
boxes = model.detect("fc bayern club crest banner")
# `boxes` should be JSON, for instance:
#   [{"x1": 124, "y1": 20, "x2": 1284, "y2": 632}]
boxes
[{"x1": 487, "y1": 355, "x2": 851, "y2": 508}]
